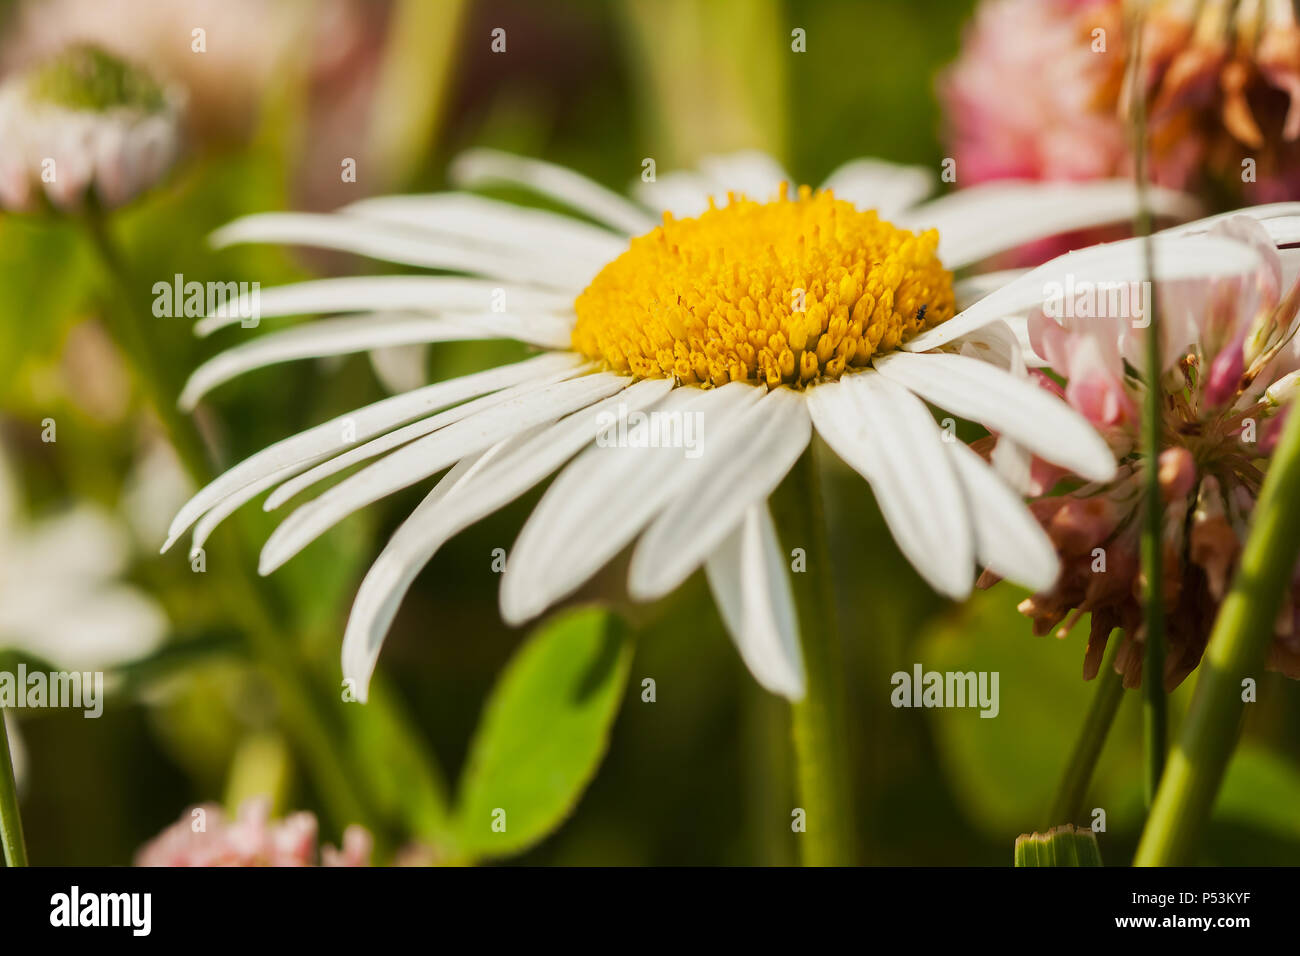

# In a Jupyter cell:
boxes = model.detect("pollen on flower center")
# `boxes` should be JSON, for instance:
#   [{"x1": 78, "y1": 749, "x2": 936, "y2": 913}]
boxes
[{"x1": 571, "y1": 185, "x2": 956, "y2": 387}]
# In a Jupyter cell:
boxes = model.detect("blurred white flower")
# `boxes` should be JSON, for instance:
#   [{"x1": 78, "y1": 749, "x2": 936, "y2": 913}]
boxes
[
  {"x1": 0, "y1": 442, "x2": 167, "y2": 672},
  {"x1": 2, "y1": 0, "x2": 357, "y2": 142},
  {"x1": 0, "y1": 45, "x2": 183, "y2": 213}
]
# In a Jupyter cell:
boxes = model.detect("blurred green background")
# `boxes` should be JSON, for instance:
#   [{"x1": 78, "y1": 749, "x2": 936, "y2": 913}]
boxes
[{"x1": 1, "y1": 0, "x2": 1298, "y2": 866}]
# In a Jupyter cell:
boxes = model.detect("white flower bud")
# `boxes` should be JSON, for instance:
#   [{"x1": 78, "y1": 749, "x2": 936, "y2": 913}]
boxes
[
  {"x1": 1265, "y1": 369, "x2": 1300, "y2": 408},
  {"x1": 0, "y1": 45, "x2": 184, "y2": 213}
]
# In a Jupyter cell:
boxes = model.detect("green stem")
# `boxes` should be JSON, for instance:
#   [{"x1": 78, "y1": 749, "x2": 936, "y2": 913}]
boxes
[
  {"x1": 1131, "y1": 15, "x2": 1167, "y2": 804},
  {"x1": 0, "y1": 710, "x2": 28, "y2": 866},
  {"x1": 81, "y1": 209, "x2": 371, "y2": 831},
  {"x1": 1135, "y1": 400, "x2": 1300, "y2": 865},
  {"x1": 1045, "y1": 640, "x2": 1125, "y2": 828},
  {"x1": 84, "y1": 206, "x2": 210, "y2": 479},
  {"x1": 772, "y1": 446, "x2": 857, "y2": 866}
]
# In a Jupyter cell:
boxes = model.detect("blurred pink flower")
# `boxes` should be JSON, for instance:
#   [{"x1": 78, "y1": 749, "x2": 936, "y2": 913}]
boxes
[
  {"x1": 136, "y1": 796, "x2": 372, "y2": 867},
  {"x1": 942, "y1": 0, "x2": 1300, "y2": 204},
  {"x1": 942, "y1": 0, "x2": 1129, "y2": 185}
]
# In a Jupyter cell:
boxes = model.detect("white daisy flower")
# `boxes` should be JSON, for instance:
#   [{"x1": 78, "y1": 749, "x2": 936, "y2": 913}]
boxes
[{"x1": 162, "y1": 149, "x2": 1267, "y2": 701}]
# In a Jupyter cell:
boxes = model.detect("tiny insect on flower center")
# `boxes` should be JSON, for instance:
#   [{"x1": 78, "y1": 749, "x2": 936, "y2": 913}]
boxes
[{"x1": 571, "y1": 185, "x2": 956, "y2": 388}]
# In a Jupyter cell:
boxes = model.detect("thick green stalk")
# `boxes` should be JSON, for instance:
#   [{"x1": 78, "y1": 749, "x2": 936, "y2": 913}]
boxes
[
  {"x1": 772, "y1": 447, "x2": 857, "y2": 866},
  {"x1": 1135, "y1": 401, "x2": 1300, "y2": 864},
  {"x1": 1131, "y1": 15, "x2": 1167, "y2": 804},
  {"x1": 0, "y1": 711, "x2": 28, "y2": 866},
  {"x1": 1045, "y1": 640, "x2": 1125, "y2": 828}
]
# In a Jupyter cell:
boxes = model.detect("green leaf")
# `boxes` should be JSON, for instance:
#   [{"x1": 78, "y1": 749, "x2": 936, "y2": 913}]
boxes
[{"x1": 451, "y1": 606, "x2": 632, "y2": 860}]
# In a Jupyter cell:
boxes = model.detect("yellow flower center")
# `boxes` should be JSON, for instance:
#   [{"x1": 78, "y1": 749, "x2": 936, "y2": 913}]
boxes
[{"x1": 571, "y1": 185, "x2": 955, "y2": 388}]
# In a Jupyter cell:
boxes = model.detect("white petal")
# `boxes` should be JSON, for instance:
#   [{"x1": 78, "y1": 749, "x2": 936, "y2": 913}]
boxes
[
  {"x1": 949, "y1": 317, "x2": 1025, "y2": 372},
  {"x1": 449, "y1": 148, "x2": 655, "y2": 235},
  {"x1": 499, "y1": 382, "x2": 761, "y2": 624},
  {"x1": 340, "y1": 445, "x2": 498, "y2": 700},
  {"x1": 195, "y1": 276, "x2": 572, "y2": 337},
  {"x1": 342, "y1": 191, "x2": 626, "y2": 266},
  {"x1": 190, "y1": 463, "x2": 303, "y2": 555},
  {"x1": 1161, "y1": 202, "x2": 1300, "y2": 237},
  {"x1": 954, "y1": 268, "x2": 1026, "y2": 309},
  {"x1": 990, "y1": 434, "x2": 1033, "y2": 494},
  {"x1": 820, "y1": 158, "x2": 934, "y2": 217},
  {"x1": 1245, "y1": 215, "x2": 1300, "y2": 248},
  {"x1": 162, "y1": 352, "x2": 580, "y2": 551},
  {"x1": 705, "y1": 504, "x2": 805, "y2": 700},
  {"x1": 258, "y1": 372, "x2": 629, "y2": 573},
  {"x1": 902, "y1": 233, "x2": 1265, "y2": 352},
  {"x1": 210, "y1": 212, "x2": 582, "y2": 289},
  {"x1": 806, "y1": 372, "x2": 974, "y2": 599},
  {"x1": 874, "y1": 351, "x2": 1116, "y2": 482},
  {"x1": 339, "y1": 378, "x2": 671, "y2": 698},
  {"x1": 369, "y1": 344, "x2": 428, "y2": 395},
  {"x1": 902, "y1": 180, "x2": 1200, "y2": 269},
  {"x1": 179, "y1": 312, "x2": 570, "y2": 410},
  {"x1": 262, "y1": 360, "x2": 591, "y2": 512},
  {"x1": 947, "y1": 442, "x2": 1059, "y2": 591},
  {"x1": 633, "y1": 169, "x2": 714, "y2": 218},
  {"x1": 627, "y1": 388, "x2": 809, "y2": 601},
  {"x1": 697, "y1": 151, "x2": 790, "y2": 200}
]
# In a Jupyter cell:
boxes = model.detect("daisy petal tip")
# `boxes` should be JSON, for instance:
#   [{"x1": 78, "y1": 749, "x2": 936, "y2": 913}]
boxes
[
  {"x1": 929, "y1": 568, "x2": 974, "y2": 602},
  {"x1": 1000, "y1": 551, "x2": 1060, "y2": 595},
  {"x1": 624, "y1": 574, "x2": 656, "y2": 606},
  {"x1": 177, "y1": 385, "x2": 201, "y2": 414},
  {"x1": 340, "y1": 659, "x2": 373, "y2": 705},
  {"x1": 1076, "y1": 445, "x2": 1119, "y2": 483},
  {"x1": 256, "y1": 548, "x2": 285, "y2": 577},
  {"x1": 626, "y1": 560, "x2": 684, "y2": 606},
  {"x1": 1033, "y1": 555, "x2": 1063, "y2": 593},
  {"x1": 771, "y1": 674, "x2": 806, "y2": 702},
  {"x1": 497, "y1": 583, "x2": 540, "y2": 629},
  {"x1": 207, "y1": 222, "x2": 242, "y2": 250}
]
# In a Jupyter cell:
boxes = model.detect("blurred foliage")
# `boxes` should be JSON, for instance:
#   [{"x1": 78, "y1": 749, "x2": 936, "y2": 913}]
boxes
[{"x1": 0, "y1": 0, "x2": 1296, "y2": 867}]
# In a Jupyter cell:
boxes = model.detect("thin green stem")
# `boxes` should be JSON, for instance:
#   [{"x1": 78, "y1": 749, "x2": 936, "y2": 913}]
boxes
[
  {"x1": 0, "y1": 710, "x2": 28, "y2": 866},
  {"x1": 1131, "y1": 13, "x2": 1167, "y2": 805},
  {"x1": 84, "y1": 206, "x2": 210, "y2": 479},
  {"x1": 1135, "y1": 400, "x2": 1300, "y2": 865},
  {"x1": 772, "y1": 446, "x2": 857, "y2": 866},
  {"x1": 81, "y1": 209, "x2": 371, "y2": 831},
  {"x1": 1045, "y1": 640, "x2": 1125, "y2": 828}
]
